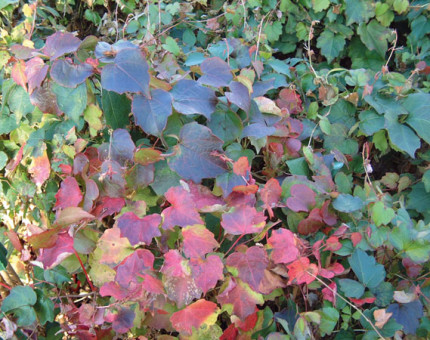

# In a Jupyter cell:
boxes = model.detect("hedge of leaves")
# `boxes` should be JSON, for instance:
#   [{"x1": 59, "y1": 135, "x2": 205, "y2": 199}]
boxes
[{"x1": 0, "y1": 0, "x2": 430, "y2": 339}]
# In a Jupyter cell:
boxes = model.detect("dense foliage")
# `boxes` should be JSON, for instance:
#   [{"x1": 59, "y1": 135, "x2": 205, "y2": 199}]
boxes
[{"x1": 0, "y1": 0, "x2": 430, "y2": 339}]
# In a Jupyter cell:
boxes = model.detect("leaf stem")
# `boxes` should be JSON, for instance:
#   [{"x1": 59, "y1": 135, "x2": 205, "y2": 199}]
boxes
[
  {"x1": 224, "y1": 234, "x2": 245, "y2": 257},
  {"x1": 73, "y1": 250, "x2": 96, "y2": 292}
]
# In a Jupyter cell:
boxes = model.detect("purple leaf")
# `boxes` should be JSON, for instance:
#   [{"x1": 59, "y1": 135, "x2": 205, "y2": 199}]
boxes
[
  {"x1": 50, "y1": 59, "x2": 94, "y2": 88},
  {"x1": 117, "y1": 212, "x2": 161, "y2": 246},
  {"x1": 226, "y1": 81, "x2": 251, "y2": 113},
  {"x1": 133, "y1": 89, "x2": 172, "y2": 136},
  {"x1": 190, "y1": 255, "x2": 224, "y2": 294},
  {"x1": 42, "y1": 32, "x2": 81, "y2": 60},
  {"x1": 25, "y1": 57, "x2": 48, "y2": 94},
  {"x1": 286, "y1": 184, "x2": 316, "y2": 212},
  {"x1": 168, "y1": 122, "x2": 228, "y2": 183},
  {"x1": 198, "y1": 57, "x2": 232, "y2": 87},
  {"x1": 171, "y1": 80, "x2": 218, "y2": 119},
  {"x1": 101, "y1": 48, "x2": 150, "y2": 97},
  {"x1": 95, "y1": 40, "x2": 137, "y2": 63}
]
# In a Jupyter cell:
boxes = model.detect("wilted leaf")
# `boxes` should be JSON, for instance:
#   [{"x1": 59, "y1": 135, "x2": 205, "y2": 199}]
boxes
[{"x1": 276, "y1": 88, "x2": 303, "y2": 115}]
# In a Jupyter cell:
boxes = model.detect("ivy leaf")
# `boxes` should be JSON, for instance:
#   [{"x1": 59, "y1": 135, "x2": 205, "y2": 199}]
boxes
[
  {"x1": 161, "y1": 186, "x2": 203, "y2": 230},
  {"x1": 50, "y1": 59, "x2": 93, "y2": 88},
  {"x1": 332, "y1": 194, "x2": 364, "y2": 212},
  {"x1": 171, "y1": 79, "x2": 218, "y2": 119},
  {"x1": 226, "y1": 246, "x2": 269, "y2": 292},
  {"x1": 170, "y1": 299, "x2": 219, "y2": 335},
  {"x1": 221, "y1": 206, "x2": 266, "y2": 235},
  {"x1": 25, "y1": 57, "x2": 49, "y2": 94},
  {"x1": 38, "y1": 232, "x2": 74, "y2": 269},
  {"x1": 101, "y1": 48, "x2": 150, "y2": 97},
  {"x1": 260, "y1": 178, "x2": 282, "y2": 218},
  {"x1": 52, "y1": 82, "x2": 87, "y2": 123},
  {"x1": 42, "y1": 32, "x2": 81, "y2": 60},
  {"x1": 287, "y1": 257, "x2": 318, "y2": 285},
  {"x1": 198, "y1": 57, "x2": 232, "y2": 88},
  {"x1": 267, "y1": 229, "x2": 300, "y2": 264},
  {"x1": 286, "y1": 184, "x2": 316, "y2": 212},
  {"x1": 97, "y1": 227, "x2": 133, "y2": 267},
  {"x1": 102, "y1": 90, "x2": 131, "y2": 129},
  {"x1": 190, "y1": 255, "x2": 224, "y2": 294},
  {"x1": 168, "y1": 122, "x2": 228, "y2": 183},
  {"x1": 358, "y1": 20, "x2": 392, "y2": 57},
  {"x1": 117, "y1": 212, "x2": 162, "y2": 246},
  {"x1": 348, "y1": 249, "x2": 386, "y2": 289},
  {"x1": 54, "y1": 176, "x2": 83, "y2": 210},
  {"x1": 133, "y1": 89, "x2": 172, "y2": 136},
  {"x1": 182, "y1": 225, "x2": 219, "y2": 259},
  {"x1": 345, "y1": 0, "x2": 375, "y2": 25},
  {"x1": 403, "y1": 93, "x2": 430, "y2": 144},
  {"x1": 385, "y1": 110, "x2": 420, "y2": 158},
  {"x1": 220, "y1": 279, "x2": 265, "y2": 322},
  {"x1": 317, "y1": 30, "x2": 346, "y2": 63}
]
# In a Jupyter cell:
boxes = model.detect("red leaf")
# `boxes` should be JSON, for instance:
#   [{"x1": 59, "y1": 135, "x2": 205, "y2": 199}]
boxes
[
  {"x1": 190, "y1": 255, "x2": 224, "y2": 294},
  {"x1": 140, "y1": 273, "x2": 164, "y2": 295},
  {"x1": 226, "y1": 246, "x2": 268, "y2": 292},
  {"x1": 232, "y1": 184, "x2": 259, "y2": 194},
  {"x1": 92, "y1": 197, "x2": 125, "y2": 220},
  {"x1": 276, "y1": 88, "x2": 303, "y2": 114},
  {"x1": 161, "y1": 250, "x2": 189, "y2": 278},
  {"x1": 25, "y1": 57, "x2": 49, "y2": 94},
  {"x1": 117, "y1": 212, "x2": 161, "y2": 246},
  {"x1": 267, "y1": 229, "x2": 299, "y2": 264},
  {"x1": 221, "y1": 206, "x2": 266, "y2": 235},
  {"x1": 325, "y1": 236, "x2": 342, "y2": 251},
  {"x1": 170, "y1": 299, "x2": 219, "y2": 335},
  {"x1": 351, "y1": 232, "x2": 362, "y2": 247},
  {"x1": 233, "y1": 156, "x2": 250, "y2": 177},
  {"x1": 100, "y1": 281, "x2": 130, "y2": 300},
  {"x1": 105, "y1": 308, "x2": 135, "y2": 334},
  {"x1": 402, "y1": 258, "x2": 422, "y2": 278},
  {"x1": 350, "y1": 297, "x2": 376, "y2": 306},
  {"x1": 28, "y1": 149, "x2": 50, "y2": 187},
  {"x1": 161, "y1": 186, "x2": 203, "y2": 230},
  {"x1": 286, "y1": 184, "x2": 316, "y2": 212},
  {"x1": 11, "y1": 60, "x2": 27, "y2": 91},
  {"x1": 220, "y1": 323, "x2": 238, "y2": 340},
  {"x1": 287, "y1": 257, "x2": 318, "y2": 285},
  {"x1": 182, "y1": 225, "x2": 219, "y2": 258},
  {"x1": 321, "y1": 200, "x2": 337, "y2": 226},
  {"x1": 217, "y1": 278, "x2": 263, "y2": 320},
  {"x1": 6, "y1": 143, "x2": 24, "y2": 172},
  {"x1": 54, "y1": 177, "x2": 83, "y2": 210},
  {"x1": 38, "y1": 232, "x2": 74, "y2": 269},
  {"x1": 322, "y1": 282, "x2": 337, "y2": 306},
  {"x1": 260, "y1": 178, "x2": 282, "y2": 218},
  {"x1": 320, "y1": 262, "x2": 344, "y2": 279},
  {"x1": 297, "y1": 208, "x2": 324, "y2": 235},
  {"x1": 236, "y1": 311, "x2": 258, "y2": 332}
]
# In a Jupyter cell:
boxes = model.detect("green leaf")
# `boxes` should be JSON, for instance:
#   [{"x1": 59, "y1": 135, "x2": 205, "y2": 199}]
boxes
[
  {"x1": 358, "y1": 20, "x2": 392, "y2": 57},
  {"x1": 102, "y1": 90, "x2": 131, "y2": 129},
  {"x1": 348, "y1": 249, "x2": 386, "y2": 289},
  {"x1": 339, "y1": 279, "x2": 365, "y2": 298},
  {"x1": 372, "y1": 281, "x2": 394, "y2": 307},
  {"x1": 404, "y1": 93, "x2": 430, "y2": 144},
  {"x1": 0, "y1": 0, "x2": 17, "y2": 10},
  {"x1": 52, "y1": 82, "x2": 87, "y2": 124},
  {"x1": 345, "y1": 0, "x2": 375, "y2": 25},
  {"x1": 316, "y1": 30, "x2": 346, "y2": 63},
  {"x1": 407, "y1": 183, "x2": 430, "y2": 213},
  {"x1": 2, "y1": 286, "x2": 37, "y2": 313},
  {"x1": 319, "y1": 307, "x2": 339, "y2": 336},
  {"x1": 0, "y1": 242, "x2": 7, "y2": 271},
  {"x1": 359, "y1": 110, "x2": 384, "y2": 136},
  {"x1": 385, "y1": 111, "x2": 420, "y2": 158},
  {"x1": 371, "y1": 201, "x2": 395, "y2": 226},
  {"x1": 332, "y1": 194, "x2": 364, "y2": 213},
  {"x1": 373, "y1": 130, "x2": 388, "y2": 152},
  {"x1": 404, "y1": 242, "x2": 430, "y2": 263},
  {"x1": 393, "y1": 0, "x2": 409, "y2": 14},
  {"x1": 7, "y1": 86, "x2": 34, "y2": 119},
  {"x1": 207, "y1": 109, "x2": 243, "y2": 145},
  {"x1": 34, "y1": 289, "x2": 55, "y2": 325},
  {"x1": 266, "y1": 22, "x2": 283, "y2": 43},
  {"x1": 14, "y1": 305, "x2": 37, "y2": 326},
  {"x1": 312, "y1": 0, "x2": 330, "y2": 13},
  {"x1": 423, "y1": 170, "x2": 430, "y2": 192},
  {"x1": 0, "y1": 151, "x2": 8, "y2": 170},
  {"x1": 163, "y1": 37, "x2": 180, "y2": 56}
]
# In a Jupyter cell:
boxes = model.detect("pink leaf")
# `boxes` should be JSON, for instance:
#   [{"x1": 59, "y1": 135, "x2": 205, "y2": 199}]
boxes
[
  {"x1": 170, "y1": 299, "x2": 219, "y2": 335},
  {"x1": 105, "y1": 308, "x2": 135, "y2": 334},
  {"x1": 161, "y1": 186, "x2": 203, "y2": 230},
  {"x1": 115, "y1": 249, "x2": 155, "y2": 288},
  {"x1": 182, "y1": 225, "x2": 219, "y2": 258},
  {"x1": 276, "y1": 88, "x2": 303, "y2": 114},
  {"x1": 117, "y1": 212, "x2": 161, "y2": 246},
  {"x1": 286, "y1": 184, "x2": 316, "y2": 212},
  {"x1": 260, "y1": 178, "x2": 282, "y2": 218},
  {"x1": 287, "y1": 257, "x2": 318, "y2": 285},
  {"x1": 188, "y1": 181, "x2": 225, "y2": 212},
  {"x1": 325, "y1": 236, "x2": 342, "y2": 252},
  {"x1": 190, "y1": 255, "x2": 224, "y2": 294},
  {"x1": 25, "y1": 57, "x2": 49, "y2": 94},
  {"x1": 233, "y1": 157, "x2": 250, "y2": 177},
  {"x1": 322, "y1": 282, "x2": 337, "y2": 306},
  {"x1": 226, "y1": 246, "x2": 268, "y2": 292},
  {"x1": 28, "y1": 148, "x2": 50, "y2": 187},
  {"x1": 320, "y1": 262, "x2": 344, "y2": 279},
  {"x1": 54, "y1": 177, "x2": 83, "y2": 210},
  {"x1": 11, "y1": 60, "x2": 27, "y2": 90},
  {"x1": 92, "y1": 197, "x2": 125, "y2": 220},
  {"x1": 221, "y1": 206, "x2": 266, "y2": 235},
  {"x1": 267, "y1": 229, "x2": 299, "y2": 264},
  {"x1": 297, "y1": 208, "x2": 324, "y2": 235},
  {"x1": 161, "y1": 250, "x2": 189, "y2": 278}
]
